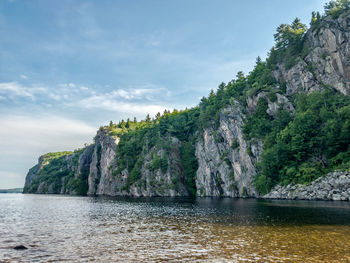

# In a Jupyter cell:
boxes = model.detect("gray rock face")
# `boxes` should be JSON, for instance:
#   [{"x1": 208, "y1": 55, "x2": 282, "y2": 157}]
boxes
[
  {"x1": 195, "y1": 102, "x2": 258, "y2": 197},
  {"x1": 128, "y1": 137, "x2": 189, "y2": 197},
  {"x1": 264, "y1": 171, "x2": 350, "y2": 201},
  {"x1": 273, "y1": 13, "x2": 350, "y2": 96},
  {"x1": 247, "y1": 91, "x2": 295, "y2": 117},
  {"x1": 24, "y1": 161, "x2": 41, "y2": 189},
  {"x1": 86, "y1": 129, "x2": 189, "y2": 197},
  {"x1": 87, "y1": 129, "x2": 119, "y2": 196}
]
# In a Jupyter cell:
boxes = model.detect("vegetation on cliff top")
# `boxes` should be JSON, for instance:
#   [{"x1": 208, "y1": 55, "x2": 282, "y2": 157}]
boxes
[{"x1": 23, "y1": 148, "x2": 90, "y2": 195}]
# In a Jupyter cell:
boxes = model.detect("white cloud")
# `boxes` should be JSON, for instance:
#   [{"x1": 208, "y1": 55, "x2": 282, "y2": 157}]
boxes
[
  {"x1": 78, "y1": 95, "x2": 167, "y2": 116},
  {"x1": 74, "y1": 85, "x2": 173, "y2": 115},
  {"x1": 0, "y1": 82, "x2": 35, "y2": 99},
  {"x1": 110, "y1": 86, "x2": 164, "y2": 100},
  {"x1": 0, "y1": 80, "x2": 179, "y2": 118},
  {"x1": 0, "y1": 82, "x2": 46, "y2": 100},
  {"x1": 80, "y1": 86, "x2": 89, "y2": 91},
  {"x1": 20, "y1": 74, "x2": 28, "y2": 79}
]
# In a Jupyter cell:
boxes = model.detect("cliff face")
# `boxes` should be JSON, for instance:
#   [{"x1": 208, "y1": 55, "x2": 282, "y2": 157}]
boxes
[
  {"x1": 87, "y1": 130, "x2": 118, "y2": 196},
  {"x1": 86, "y1": 130, "x2": 189, "y2": 197},
  {"x1": 23, "y1": 147, "x2": 94, "y2": 195},
  {"x1": 24, "y1": 11, "x2": 350, "y2": 200},
  {"x1": 195, "y1": 103, "x2": 258, "y2": 197},
  {"x1": 273, "y1": 13, "x2": 350, "y2": 96},
  {"x1": 24, "y1": 130, "x2": 190, "y2": 197}
]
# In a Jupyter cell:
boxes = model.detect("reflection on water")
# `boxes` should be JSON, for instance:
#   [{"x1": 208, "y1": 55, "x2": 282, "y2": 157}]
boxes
[{"x1": 0, "y1": 194, "x2": 350, "y2": 262}]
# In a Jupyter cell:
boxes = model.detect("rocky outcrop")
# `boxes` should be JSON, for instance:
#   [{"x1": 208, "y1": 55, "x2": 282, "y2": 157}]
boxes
[
  {"x1": 23, "y1": 147, "x2": 95, "y2": 195},
  {"x1": 273, "y1": 12, "x2": 350, "y2": 96},
  {"x1": 86, "y1": 129, "x2": 189, "y2": 197},
  {"x1": 195, "y1": 102, "x2": 258, "y2": 197},
  {"x1": 128, "y1": 137, "x2": 189, "y2": 197},
  {"x1": 87, "y1": 129, "x2": 119, "y2": 196},
  {"x1": 246, "y1": 91, "x2": 295, "y2": 116},
  {"x1": 24, "y1": 129, "x2": 190, "y2": 197},
  {"x1": 263, "y1": 171, "x2": 350, "y2": 201}
]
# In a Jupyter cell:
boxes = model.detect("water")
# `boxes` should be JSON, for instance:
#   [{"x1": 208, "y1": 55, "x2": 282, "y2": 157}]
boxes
[{"x1": 1, "y1": 194, "x2": 350, "y2": 262}]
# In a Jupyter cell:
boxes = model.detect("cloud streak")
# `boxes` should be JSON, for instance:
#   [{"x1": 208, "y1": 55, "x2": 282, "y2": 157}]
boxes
[
  {"x1": 0, "y1": 81, "x2": 177, "y2": 115},
  {"x1": 0, "y1": 82, "x2": 46, "y2": 100}
]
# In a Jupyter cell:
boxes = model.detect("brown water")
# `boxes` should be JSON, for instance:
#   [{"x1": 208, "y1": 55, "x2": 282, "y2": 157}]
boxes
[{"x1": 0, "y1": 194, "x2": 350, "y2": 262}]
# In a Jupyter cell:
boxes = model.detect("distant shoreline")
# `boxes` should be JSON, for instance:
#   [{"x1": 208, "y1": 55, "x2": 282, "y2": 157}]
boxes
[{"x1": 0, "y1": 188, "x2": 23, "y2": 193}]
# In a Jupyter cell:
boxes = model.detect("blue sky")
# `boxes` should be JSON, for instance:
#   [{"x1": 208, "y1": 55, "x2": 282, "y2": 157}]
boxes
[{"x1": 0, "y1": 0, "x2": 328, "y2": 188}]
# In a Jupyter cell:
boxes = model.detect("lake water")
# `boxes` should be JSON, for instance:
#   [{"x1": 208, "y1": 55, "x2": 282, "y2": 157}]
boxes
[{"x1": 0, "y1": 194, "x2": 350, "y2": 262}]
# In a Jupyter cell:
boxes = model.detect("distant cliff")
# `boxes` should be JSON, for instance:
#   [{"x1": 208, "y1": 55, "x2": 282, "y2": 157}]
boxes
[{"x1": 24, "y1": 3, "x2": 350, "y2": 200}]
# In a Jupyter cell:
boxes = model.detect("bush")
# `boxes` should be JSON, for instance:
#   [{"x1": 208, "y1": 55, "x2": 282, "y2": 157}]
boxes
[{"x1": 231, "y1": 139, "x2": 240, "y2": 149}]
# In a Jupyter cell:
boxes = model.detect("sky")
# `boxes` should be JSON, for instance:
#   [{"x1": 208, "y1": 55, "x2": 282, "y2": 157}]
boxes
[{"x1": 0, "y1": 0, "x2": 329, "y2": 188}]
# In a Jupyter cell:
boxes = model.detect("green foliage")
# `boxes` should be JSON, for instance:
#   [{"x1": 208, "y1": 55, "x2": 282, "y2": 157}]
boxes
[
  {"x1": 267, "y1": 91, "x2": 278, "y2": 102},
  {"x1": 243, "y1": 98, "x2": 273, "y2": 139},
  {"x1": 29, "y1": 155, "x2": 72, "y2": 193},
  {"x1": 25, "y1": 149, "x2": 91, "y2": 195},
  {"x1": 269, "y1": 18, "x2": 307, "y2": 69},
  {"x1": 231, "y1": 139, "x2": 240, "y2": 150},
  {"x1": 150, "y1": 154, "x2": 168, "y2": 172},
  {"x1": 151, "y1": 155, "x2": 161, "y2": 171},
  {"x1": 41, "y1": 151, "x2": 73, "y2": 164},
  {"x1": 255, "y1": 91, "x2": 350, "y2": 194},
  {"x1": 216, "y1": 173, "x2": 223, "y2": 187},
  {"x1": 180, "y1": 141, "x2": 198, "y2": 196},
  {"x1": 324, "y1": 0, "x2": 350, "y2": 18},
  {"x1": 104, "y1": 107, "x2": 200, "y2": 193},
  {"x1": 228, "y1": 171, "x2": 235, "y2": 181},
  {"x1": 160, "y1": 158, "x2": 168, "y2": 173},
  {"x1": 310, "y1": 11, "x2": 322, "y2": 29}
]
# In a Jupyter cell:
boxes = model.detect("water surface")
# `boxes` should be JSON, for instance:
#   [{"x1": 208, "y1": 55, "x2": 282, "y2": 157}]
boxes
[{"x1": 1, "y1": 194, "x2": 350, "y2": 262}]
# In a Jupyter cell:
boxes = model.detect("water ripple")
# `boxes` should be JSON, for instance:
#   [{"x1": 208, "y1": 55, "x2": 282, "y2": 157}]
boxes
[{"x1": 0, "y1": 194, "x2": 350, "y2": 262}]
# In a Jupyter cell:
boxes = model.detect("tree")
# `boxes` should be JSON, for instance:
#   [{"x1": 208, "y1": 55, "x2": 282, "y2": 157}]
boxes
[
  {"x1": 324, "y1": 0, "x2": 350, "y2": 17},
  {"x1": 274, "y1": 18, "x2": 307, "y2": 50},
  {"x1": 236, "y1": 71, "x2": 245, "y2": 80},
  {"x1": 310, "y1": 11, "x2": 321, "y2": 26}
]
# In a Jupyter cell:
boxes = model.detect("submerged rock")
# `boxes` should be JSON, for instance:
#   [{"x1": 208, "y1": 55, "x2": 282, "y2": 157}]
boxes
[{"x1": 13, "y1": 245, "x2": 27, "y2": 250}]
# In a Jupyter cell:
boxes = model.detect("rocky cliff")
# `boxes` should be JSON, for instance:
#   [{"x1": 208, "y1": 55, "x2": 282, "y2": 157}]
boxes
[
  {"x1": 24, "y1": 8, "x2": 350, "y2": 200},
  {"x1": 195, "y1": 103, "x2": 258, "y2": 197},
  {"x1": 24, "y1": 129, "x2": 190, "y2": 197},
  {"x1": 23, "y1": 148, "x2": 93, "y2": 195},
  {"x1": 273, "y1": 12, "x2": 350, "y2": 96}
]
